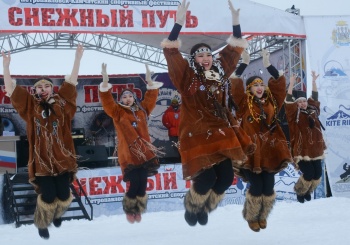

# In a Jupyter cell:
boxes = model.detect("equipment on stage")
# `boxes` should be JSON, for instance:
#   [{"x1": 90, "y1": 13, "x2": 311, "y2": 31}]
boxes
[
  {"x1": 76, "y1": 145, "x2": 109, "y2": 168},
  {"x1": 71, "y1": 128, "x2": 85, "y2": 139}
]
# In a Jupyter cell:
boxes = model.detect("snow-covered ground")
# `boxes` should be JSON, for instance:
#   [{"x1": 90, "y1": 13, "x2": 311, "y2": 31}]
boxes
[{"x1": 1, "y1": 196, "x2": 348, "y2": 244}]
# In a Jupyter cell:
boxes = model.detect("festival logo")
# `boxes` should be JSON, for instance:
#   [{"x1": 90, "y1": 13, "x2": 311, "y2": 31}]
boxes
[
  {"x1": 148, "y1": 87, "x2": 180, "y2": 142},
  {"x1": 323, "y1": 60, "x2": 347, "y2": 78},
  {"x1": 325, "y1": 105, "x2": 350, "y2": 127},
  {"x1": 332, "y1": 20, "x2": 350, "y2": 46}
]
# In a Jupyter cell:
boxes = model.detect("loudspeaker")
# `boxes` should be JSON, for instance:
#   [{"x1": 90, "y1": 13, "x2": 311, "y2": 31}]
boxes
[
  {"x1": 76, "y1": 145, "x2": 108, "y2": 168},
  {"x1": 73, "y1": 138, "x2": 86, "y2": 147},
  {"x1": 16, "y1": 136, "x2": 29, "y2": 169}
]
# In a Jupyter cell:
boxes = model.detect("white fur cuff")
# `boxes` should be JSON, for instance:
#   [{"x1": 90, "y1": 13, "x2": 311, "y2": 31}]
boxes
[
  {"x1": 284, "y1": 98, "x2": 295, "y2": 104},
  {"x1": 226, "y1": 35, "x2": 249, "y2": 49},
  {"x1": 99, "y1": 82, "x2": 112, "y2": 92},
  {"x1": 5, "y1": 79, "x2": 16, "y2": 97},
  {"x1": 160, "y1": 38, "x2": 182, "y2": 49},
  {"x1": 64, "y1": 75, "x2": 78, "y2": 86},
  {"x1": 147, "y1": 81, "x2": 163, "y2": 90}
]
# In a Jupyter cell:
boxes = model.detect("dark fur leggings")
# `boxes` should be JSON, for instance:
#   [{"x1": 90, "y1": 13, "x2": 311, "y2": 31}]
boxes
[
  {"x1": 241, "y1": 169, "x2": 275, "y2": 196},
  {"x1": 298, "y1": 159, "x2": 322, "y2": 181},
  {"x1": 125, "y1": 167, "x2": 148, "y2": 198},
  {"x1": 36, "y1": 172, "x2": 71, "y2": 204},
  {"x1": 192, "y1": 158, "x2": 234, "y2": 195}
]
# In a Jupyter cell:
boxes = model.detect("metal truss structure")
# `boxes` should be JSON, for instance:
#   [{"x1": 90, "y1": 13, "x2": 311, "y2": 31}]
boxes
[
  {"x1": 0, "y1": 33, "x2": 169, "y2": 70},
  {"x1": 0, "y1": 33, "x2": 304, "y2": 83}
]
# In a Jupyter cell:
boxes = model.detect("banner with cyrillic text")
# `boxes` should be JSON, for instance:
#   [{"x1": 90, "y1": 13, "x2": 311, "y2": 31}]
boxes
[
  {"x1": 66, "y1": 163, "x2": 321, "y2": 219},
  {"x1": 0, "y1": 0, "x2": 305, "y2": 37},
  {"x1": 304, "y1": 16, "x2": 350, "y2": 198}
]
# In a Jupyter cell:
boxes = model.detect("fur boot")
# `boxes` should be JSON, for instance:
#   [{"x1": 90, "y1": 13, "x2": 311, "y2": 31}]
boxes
[
  {"x1": 309, "y1": 178, "x2": 321, "y2": 194},
  {"x1": 184, "y1": 186, "x2": 211, "y2": 226},
  {"x1": 136, "y1": 194, "x2": 148, "y2": 214},
  {"x1": 304, "y1": 178, "x2": 321, "y2": 201},
  {"x1": 53, "y1": 193, "x2": 74, "y2": 227},
  {"x1": 34, "y1": 194, "x2": 57, "y2": 239},
  {"x1": 294, "y1": 175, "x2": 312, "y2": 203},
  {"x1": 122, "y1": 195, "x2": 139, "y2": 224},
  {"x1": 134, "y1": 194, "x2": 148, "y2": 223},
  {"x1": 194, "y1": 190, "x2": 225, "y2": 226},
  {"x1": 205, "y1": 190, "x2": 225, "y2": 213},
  {"x1": 258, "y1": 191, "x2": 276, "y2": 229},
  {"x1": 242, "y1": 191, "x2": 263, "y2": 232}
]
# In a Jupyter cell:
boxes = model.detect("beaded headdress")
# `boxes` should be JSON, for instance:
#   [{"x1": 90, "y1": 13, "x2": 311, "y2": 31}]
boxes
[{"x1": 34, "y1": 79, "x2": 53, "y2": 88}]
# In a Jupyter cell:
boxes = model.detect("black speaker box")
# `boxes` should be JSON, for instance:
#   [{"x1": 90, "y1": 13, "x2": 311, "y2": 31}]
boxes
[
  {"x1": 16, "y1": 136, "x2": 29, "y2": 169},
  {"x1": 76, "y1": 145, "x2": 108, "y2": 168}
]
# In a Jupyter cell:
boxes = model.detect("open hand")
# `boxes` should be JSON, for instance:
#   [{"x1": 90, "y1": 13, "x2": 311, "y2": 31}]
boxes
[
  {"x1": 75, "y1": 43, "x2": 84, "y2": 60},
  {"x1": 145, "y1": 64, "x2": 153, "y2": 86},
  {"x1": 101, "y1": 63, "x2": 109, "y2": 86},
  {"x1": 228, "y1": 0, "x2": 240, "y2": 25},
  {"x1": 176, "y1": 0, "x2": 190, "y2": 26}
]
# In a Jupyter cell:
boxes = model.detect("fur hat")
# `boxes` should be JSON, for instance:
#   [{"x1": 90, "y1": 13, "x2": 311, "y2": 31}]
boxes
[
  {"x1": 292, "y1": 90, "x2": 307, "y2": 101},
  {"x1": 33, "y1": 77, "x2": 53, "y2": 88},
  {"x1": 119, "y1": 88, "x2": 136, "y2": 99}
]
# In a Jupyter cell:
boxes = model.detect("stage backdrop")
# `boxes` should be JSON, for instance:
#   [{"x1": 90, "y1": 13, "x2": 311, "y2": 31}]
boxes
[
  {"x1": 0, "y1": 72, "x2": 180, "y2": 160},
  {"x1": 304, "y1": 16, "x2": 350, "y2": 198}
]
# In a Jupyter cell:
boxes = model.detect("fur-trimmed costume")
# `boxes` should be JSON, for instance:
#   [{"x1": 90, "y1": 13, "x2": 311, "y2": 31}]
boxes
[
  {"x1": 99, "y1": 88, "x2": 160, "y2": 181},
  {"x1": 284, "y1": 92, "x2": 326, "y2": 166},
  {"x1": 161, "y1": 36, "x2": 255, "y2": 180},
  {"x1": 285, "y1": 91, "x2": 326, "y2": 203},
  {"x1": 10, "y1": 81, "x2": 78, "y2": 192},
  {"x1": 230, "y1": 75, "x2": 292, "y2": 174}
]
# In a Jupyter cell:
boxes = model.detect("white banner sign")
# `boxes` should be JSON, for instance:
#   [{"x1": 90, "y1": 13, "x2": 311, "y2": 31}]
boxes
[
  {"x1": 69, "y1": 163, "x2": 307, "y2": 218},
  {"x1": 0, "y1": 0, "x2": 305, "y2": 37},
  {"x1": 304, "y1": 16, "x2": 350, "y2": 197}
]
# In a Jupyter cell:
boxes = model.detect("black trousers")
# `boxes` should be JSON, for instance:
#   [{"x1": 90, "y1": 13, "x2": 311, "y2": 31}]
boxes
[
  {"x1": 298, "y1": 159, "x2": 322, "y2": 181},
  {"x1": 36, "y1": 172, "x2": 71, "y2": 204},
  {"x1": 192, "y1": 158, "x2": 234, "y2": 195},
  {"x1": 126, "y1": 167, "x2": 148, "y2": 198},
  {"x1": 241, "y1": 169, "x2": 275, "y2": 196}
]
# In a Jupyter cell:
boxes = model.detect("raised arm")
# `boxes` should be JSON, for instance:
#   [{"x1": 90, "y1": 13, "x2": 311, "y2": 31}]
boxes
[
  {"x1": 145, "y1": 63, "x2": 163, "y2": 90},
  {"x1": 228, "y1": 0, "x2": 242, "y2": 38},
  {"x1": 288, "y1": 74, "x2": 297, "y2": 95},
  {"x1": 142, "y1": 64, "x2": 163, "y2": 114},
  {"x1": 67, "y1": 43, "x2": 84, "y2": 85},
  {"x1": 100, "y1": 62, "x2": 111, "y2": 90},
  {"x1": 261, "y1": 49, "x2": 280, "y2": 80},
  {"x1": 2, "y1": 51, "x2": 14, "y2": 96},
  {"x1": 311, "y1": 70, "x2": 319, "y2": 92},
  {"x1": 286, "y1": 74, "x2": 297, "y2": 102},
  {"x1": 234, "y1": 50, "x2": 250, "y2": 77},
  {"x1": 167, "y1": 0, "x2": 189, "y2": 41},
  {"x1": 311, "y1": 70, "x2": 319, "y2": 101}
]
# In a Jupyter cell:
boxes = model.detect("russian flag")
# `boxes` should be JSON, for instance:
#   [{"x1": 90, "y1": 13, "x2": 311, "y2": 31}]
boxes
[{"x1": 0, "y1": 150, "x2": 16, "y2": 169}]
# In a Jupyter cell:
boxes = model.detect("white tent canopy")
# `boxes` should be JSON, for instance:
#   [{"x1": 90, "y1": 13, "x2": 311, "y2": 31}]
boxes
[{"x1": 0, "y1": 0, "x2": 306, "y2": 54}]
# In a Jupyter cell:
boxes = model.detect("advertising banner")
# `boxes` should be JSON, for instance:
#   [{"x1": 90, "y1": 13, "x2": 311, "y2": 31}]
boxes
[
  {"x1": 0, "y1": 0, "x2": 305, "y2": 37},
  {"x1": 304, "y1": 16, "x2": 350, "y2": 197},
  {"x1": 71, "y1": 163, "x2": 303, "y2": 218}
]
